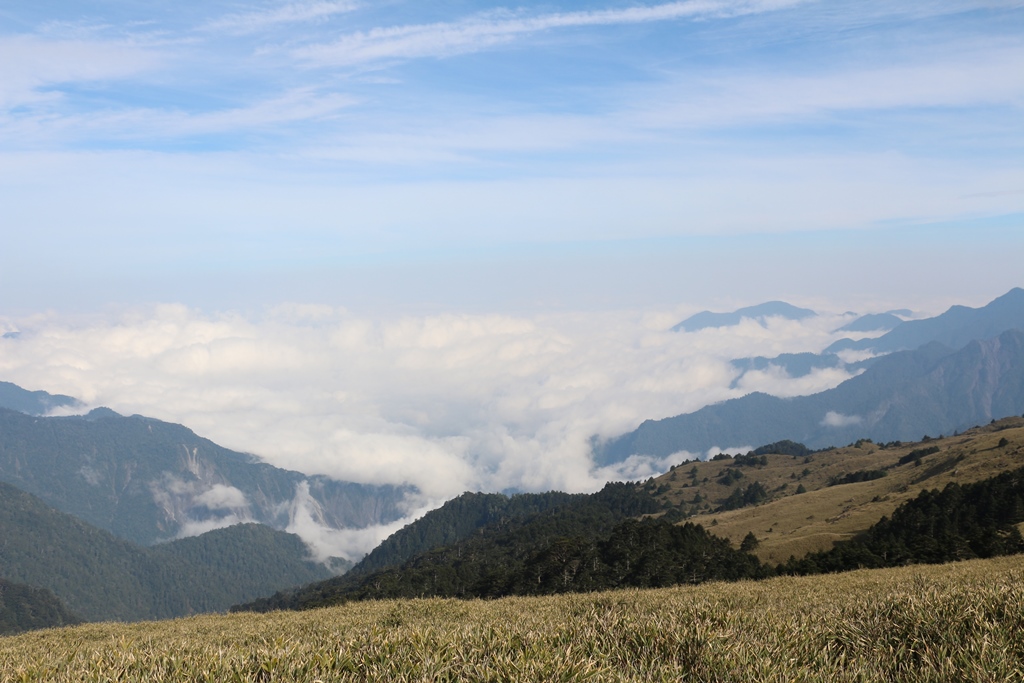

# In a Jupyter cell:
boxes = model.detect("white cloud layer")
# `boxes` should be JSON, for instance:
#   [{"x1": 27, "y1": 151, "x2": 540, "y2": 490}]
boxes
[{"x1": 0, "y1": 303, "x2": 862, "y2": 506}]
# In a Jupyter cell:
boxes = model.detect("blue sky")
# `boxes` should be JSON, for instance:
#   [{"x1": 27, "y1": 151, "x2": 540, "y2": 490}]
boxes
[{"x1": 1, "y1": 0, "x2": 1022, "y2": 313}]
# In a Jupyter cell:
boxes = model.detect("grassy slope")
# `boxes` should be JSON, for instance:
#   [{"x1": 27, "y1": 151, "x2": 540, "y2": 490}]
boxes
[
  {"x1": 648, "y1": 417, "x2": 1024, "y2": 563},
  {"x1": 2, "y1": 555, "x2": 1022, "y2": 681}
]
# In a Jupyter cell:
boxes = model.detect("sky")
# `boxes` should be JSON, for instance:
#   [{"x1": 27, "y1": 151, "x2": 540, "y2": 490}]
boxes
[
  {"x1": 1, "y1": 1, "x2": 1023, "y2": 554},
  {"x1": 1, "y1": 0, "x2": 1022, "y2": 313}
]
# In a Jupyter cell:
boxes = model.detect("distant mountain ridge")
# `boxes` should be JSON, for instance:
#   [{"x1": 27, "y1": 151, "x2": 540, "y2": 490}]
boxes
[
  {"x1": 671, "y1": 301, "x2": 816, "y2": 332},
  {"x1": 726, "y1": 291, "x2": 1024, "y2": 390},
  {"x1": 0, "y1": 404, "x2": 410, "y2": 548},
  {"x1": 598, "y1": 329, "x2": 1024, "y2": 460},
  {"x1": 835, "y1": 312, "x2": 905, "y2": 333},
  {"x1": 827, "y1": 288, "x2": 1024, "y2": 354},
  {"x1": 618, "y1": 288, "x2": 1024, "y2": 460},
  {"x1": 0, "y1": 381, "x2": 81, "y2": 416},
  {"x1": 730, "y1": 352, "x2": 856, "y2": 383}
]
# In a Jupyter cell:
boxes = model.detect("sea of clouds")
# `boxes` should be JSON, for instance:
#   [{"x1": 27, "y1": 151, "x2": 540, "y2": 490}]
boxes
[{"x1": 0, "y1": 303, "x2": 883, "y2": 555}]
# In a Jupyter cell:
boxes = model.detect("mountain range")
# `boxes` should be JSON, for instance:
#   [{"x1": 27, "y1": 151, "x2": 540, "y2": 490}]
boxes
[
  {"x1": 4, "y1": 287, "x2": 1024, "y2": 632},
  {"x1": 834, "y1": 311, "x2": 905, "y2": 333},
  {"x1": 0, "y1": 406, "x2": 410, "y2": 548},
  {"x1": 600, "y1": 330, "x2": 1024, "y2": 461},
  {"x1": 826, "y1": 287, "x2": 1024, "y2": 354},
  {"x1": 600, "y1": 289, "x2": 1024, "y2": 461}
]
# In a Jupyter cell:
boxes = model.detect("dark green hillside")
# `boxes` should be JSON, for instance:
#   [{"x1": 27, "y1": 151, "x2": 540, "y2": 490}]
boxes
[
  {"x1": 0, "y1": 481, "x2": 330, "y2": 622},
  {"x1": 349, "y1": 490, "x2": 579, "y2": 576},
  {"x1": 153, "y1": 523, "x2": 333, "y2": 606},
  {"x1": 323, "y1": 517, "x2": 766, "y2": 606},
  {"x1": 0, "y1": 406, "x2": 408, "y2": 545},
  {"x1": 0, "y1": 578, "x2": 81, "y2": 635},
  {"x1": 784, "y1": 466, "x2": 1024, "y2": 574},
  {"x1": 0, "y1": 480, "x2": 157, "y2": 621},
  {"x1": 508, "y1": 518, "x2": 767, "y2": 593},
  {"x1": 235, "y1": 482, "x2": 768, "y2": 611}
]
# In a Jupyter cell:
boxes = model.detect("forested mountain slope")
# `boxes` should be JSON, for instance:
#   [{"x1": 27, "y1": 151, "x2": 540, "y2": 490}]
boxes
[
  {"x1": 0, "y1": 406, "x2": 409, "y2": 546},
  {"x1": 233, "y1": 482, "x2": 721, "y2": 610},
  {"x1": 0, "y1": 480, "x2": 331, "y2": 622},
  {"x1": 348, "y1": 490, "x2": 580, "y2": 577},
  {"x1": 0, "y1": 578, "x2": 81, "y2": 635}
]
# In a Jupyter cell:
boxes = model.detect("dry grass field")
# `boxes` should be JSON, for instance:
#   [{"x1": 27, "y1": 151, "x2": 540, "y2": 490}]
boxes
[
  {"x1": 652, "y1": 419, "x2": 1024, "y2": 562},
  {"x1": 2, "y1": 554, "x2": 1023, "y2": 681}
]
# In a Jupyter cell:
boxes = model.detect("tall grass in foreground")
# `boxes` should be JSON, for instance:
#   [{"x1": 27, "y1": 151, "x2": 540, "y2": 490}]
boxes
[{"x1": 3, "y1": 555, "x2": 1023, "y2": 682}]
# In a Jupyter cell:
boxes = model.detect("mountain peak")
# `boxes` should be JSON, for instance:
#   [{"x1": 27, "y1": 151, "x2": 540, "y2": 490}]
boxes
[
  {"x1": 0, "y1": 381, "x2": 82, "y2": 416},
  {"x1": 84, "y1": 407, "x2": 121, "y2": 421},
  {"x1": 826, "y1": 287, "x2": 1024, "y2": 355},
  {"x1": 672, "y1": 301, "x2": 816, "y2": 332}
]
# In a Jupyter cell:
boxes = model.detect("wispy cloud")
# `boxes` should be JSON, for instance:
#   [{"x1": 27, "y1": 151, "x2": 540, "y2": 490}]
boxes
[
  {"x1": 735, "y1": 364, "x2": 859, "y2": 398},
  {"x1": 287, "y1": 481, "x2": 433, "y2": 561},
  {"x1": 635, "y1": 43, "x2": 1024, "y2": 129},
  {"x1": 297, "y1": 36, "x2": 1024, "y2": 163},
  {"x1": 202, "y1": 1, "x2": 361, "y2": 35},
  {"x1": 294, "y1": 0, "x2": 805, "y2": 66},
  {"x1": 1, "y1": 88, "x2": 357, "y2": 147},
  {"x1": 94, "y1": 88, "x2": 357, "y2": 138},
  {"x1": 0, "y1": 35, "x2": 161, "y2": 111},
  {"x1": 821, "y1": 411, "x2": 863, "y2": 428}
]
